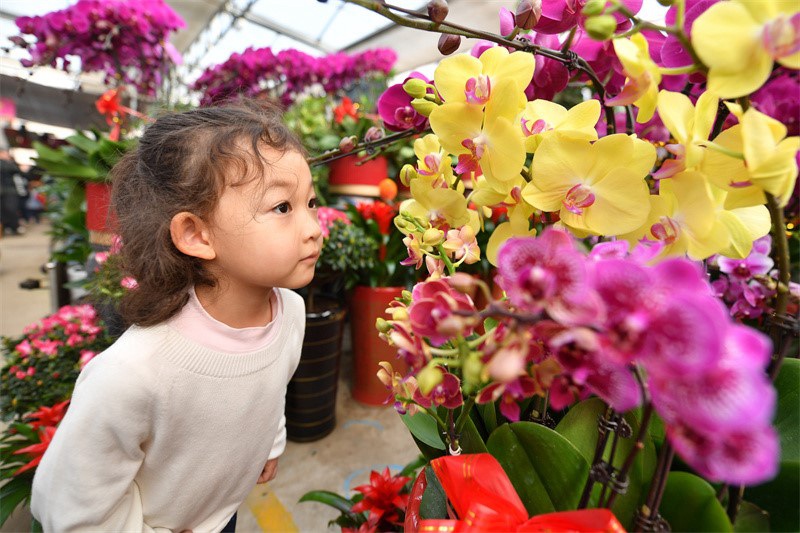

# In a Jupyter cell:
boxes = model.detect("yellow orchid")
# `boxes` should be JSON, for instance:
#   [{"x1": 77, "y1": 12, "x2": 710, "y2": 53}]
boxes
[
  {"x1": 442, "y1": 224, "x2": 481, "y2": 265},
  {"x1": 413, "y1": 134, "x2": 455, "y2": 187},
  {"x1": 692, "y1": 0, "x2": 800, "y2": 98},
  {"x1": 701, "y1": 104, "x2": 799, "y2": 208},
  {"x1": 622, "y1": 172, "x2": 733, "y2": 260},
  {"x1": 706, "y1": 179, "x2": 772, "y2": 259},
  {"x1": 653, "y1": 90, "x2": 718, "y2": 179},
  {"x1": 523, "y1": 133, "x2": 655, "y2": 236},
  {"x1": 429, "y1": 80, "x2": 528, "y2": 184},
  {"x1": 610, "y1": 33, "x2": 662, "y2": 123},
  {"x1": 399, "y1": 178, "x2": 476, "y2": 233},
  {"x1": 434, "y1": 46, "x2": 534, "y2": 110},
  {"x1": 519, "y1": 99, "x2": 601, "y2": 153}
]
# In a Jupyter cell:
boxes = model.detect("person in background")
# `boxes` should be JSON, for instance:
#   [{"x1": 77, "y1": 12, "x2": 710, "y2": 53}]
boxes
[
  {"x1": 25, "y1": 178, "x2": 45, "y2": 224},
  {"x1": 31, "y1": 100, "x2": 322, "y2": 532},
  {"x1": 0, "y1": 148, "x2": 21, "y2": 236}
]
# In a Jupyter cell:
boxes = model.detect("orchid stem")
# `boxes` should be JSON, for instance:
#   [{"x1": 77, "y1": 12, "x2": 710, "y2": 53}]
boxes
[
  {"x1": 766, "y1": 192, "x2": 790, "y2": 316},
  {"x1": 700, "y1": 141, "x2": 745, "y2": 160},
  {"x1": 454, "y1": 395, "x2": 476, "y2": 434}
]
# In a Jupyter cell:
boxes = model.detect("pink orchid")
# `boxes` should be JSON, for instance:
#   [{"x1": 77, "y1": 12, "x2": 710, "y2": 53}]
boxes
[
  {"x1": 413, "y1": 371, "x2": 463, "y2": 409},
  {"x1": 408, "y1": 279, "x2": 476, "y2": 345}
]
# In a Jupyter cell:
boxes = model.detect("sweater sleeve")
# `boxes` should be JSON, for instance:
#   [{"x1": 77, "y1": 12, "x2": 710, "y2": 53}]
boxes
[
  {"x1": 268, "y1": 414, "x2": 286, "y2": 459},
  {"x1": 31, "y1": 353, "x2": 166, "y2": 532}
]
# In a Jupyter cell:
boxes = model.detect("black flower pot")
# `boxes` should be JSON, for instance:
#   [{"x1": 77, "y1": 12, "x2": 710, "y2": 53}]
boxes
[{"x1": 285, "y1": 297, "x2": 346, "y2": 442}]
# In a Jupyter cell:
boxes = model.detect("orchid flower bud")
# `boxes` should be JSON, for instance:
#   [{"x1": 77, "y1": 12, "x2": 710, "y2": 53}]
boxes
[
  {"x1": 584, "y1": 14, "x2": 617, "y2": 40},
  {"x1": 515, "y1": 0, "x2": 541, "y2": 30},
  {"x1": 339, "y1": 135, "x2": 357, "y2": 153},
  {"x1": 427, "y1": 0, "x2": 449, "y2": 24},
  {"x1": 411, "y1": 97, "x2": 437, "y2": 117},
  {"x1": 364, "y1": 126, "x2": 385, "y2": 143},
  {"x1": 403, "y1": 77, "x2": 429, "y2": 99},
  {"x1": 400, "y1": 164, "x2": 418, "y2": 186},
  {"x1": 417, "y1": 365, "x2": 444, "y2": 395},
  {"x1": 449, "y1": 272, "x2": 478, "y2": 295},
  {"x1": 582, "y1": 0, "x2": 605, "y2": 16},
  {"x1": 375, "y1": 317, "x2": 392, "y2": 334},
  {"x1": 437, "y1": 33, "x2": 461, "y2": 55},
  {"x1": 422, "y1": 227, "x2": 445, "y2": 246}
]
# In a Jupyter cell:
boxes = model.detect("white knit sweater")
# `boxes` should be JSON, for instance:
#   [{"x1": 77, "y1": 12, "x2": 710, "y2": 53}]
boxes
[{"x1": 31, "y1": 288, "x2": 305, "y2": 532}]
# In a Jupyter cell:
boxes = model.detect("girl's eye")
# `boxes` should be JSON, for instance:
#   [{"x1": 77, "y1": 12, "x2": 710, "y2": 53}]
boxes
[
  {"x1": 274, "y1": 202, "x2": 291, "y2": 214},
  {"x1": 308, "y1": 197, "x2": 319, "y2": 209}
]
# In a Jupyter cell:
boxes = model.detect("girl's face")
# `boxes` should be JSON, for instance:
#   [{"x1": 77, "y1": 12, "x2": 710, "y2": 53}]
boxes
[{"x1": 208, "y1": 148, "x2": 322, "y2": 292}]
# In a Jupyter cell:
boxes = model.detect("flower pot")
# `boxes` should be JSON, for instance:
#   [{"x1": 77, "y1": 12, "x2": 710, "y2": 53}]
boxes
[
  {"x1": 85, "y1": 182, "x2": 117, "y2": 233},
  {"x1": 328, "y1": 155, "x2": 388, "y2": 197},
  {"x1": 349, "y1": 285, "x2": 408, "y2": 406},
  {"x1": 285, "y1": 297, "x2": 346, "y2": 442}
]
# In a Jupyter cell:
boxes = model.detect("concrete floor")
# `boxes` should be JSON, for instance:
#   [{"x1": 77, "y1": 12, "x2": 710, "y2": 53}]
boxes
[{"x1": 0, "y1": 222, "x2": 420, "y2": 532}]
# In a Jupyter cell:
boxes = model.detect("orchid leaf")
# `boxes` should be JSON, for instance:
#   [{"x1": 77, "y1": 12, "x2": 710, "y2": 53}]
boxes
[
  {"x1": 733, "y1": 501, "x2": 770, "y2": 532},
  {"x1": 457, "y1": 414, "x2": 488, "y2": 454},
  {"x1": 298, "y1": 490, "x2": 355, "y2": 516},
  {"x1": 402, "y1": 412, "x2": 445, "y2": 450},
  {"x1": 0, "y1": 474, "x2": 31, "y2": 527},
  {"x1": 487, "y1": 422, "x2": 589, "y2": 516},
  {"x1": 555, "y1": 398, "x2": 657, "y2": 529},
  {"x1": 476, "y1": 402, "x2": 499, "y2": 436},
  {"x1": 420, "y1": 464, "x2": 448, "y2": 519},
  {"x1": 745, "y1": 357, "x2": 799, "y2": 532},
  {"x1": 659, "y1": 472, "x2": 732, "y2": 532}
]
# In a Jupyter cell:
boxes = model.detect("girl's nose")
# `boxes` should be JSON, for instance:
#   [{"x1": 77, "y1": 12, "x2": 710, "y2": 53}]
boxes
[{"x1": 305, "y1": 208, "x2": 322, "y2": 241}]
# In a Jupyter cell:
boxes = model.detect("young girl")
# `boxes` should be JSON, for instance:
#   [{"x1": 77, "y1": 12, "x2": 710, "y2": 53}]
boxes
[{"x1": 31, "y1": 100, "x2": 322, "y2": 532}]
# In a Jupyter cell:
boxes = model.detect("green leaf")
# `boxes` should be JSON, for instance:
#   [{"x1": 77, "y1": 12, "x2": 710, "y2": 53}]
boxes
[
  {"x1": 410, "y1": 434, "x2": 446, "y2": 462},
  {"x1": 733, "y1": 501, "x2": 770, "y2": 532},
  {"x1": 483, "y1": 317, "x2": 498, "y2": 332},
  {"x1": 298, "y1": 490, "x2": 355, "y2": 515},
  {"x1": 420, "y1": 465, "x2": 448, "y2": 520},
  {"x1": 401, "y1": 412, "x2": 445, "y2": 450},
  {"x1": 0, "y1": 475, "x2": 32, "y2": 527},
  {"x1": 399, "y1": 455, "x2": 427, "y2": 478},
  {"x1": 555, "y1": 398, "x2": 657, "y2": 528},
  {"x1": 659, "y1": 472, "x2": 732, "y2": 532},
  {"x1": 458, "y1": 414, "x2": 488, "y2": 454},
  {"x1": 476, "y1": 402, "x2": 499, "y2": 436},
  {"x1": 487, "y1": 422, "x2": 589, "y2": 516},
  {"x1": 746, "y1": 358, "x2": 799, "y2": 532},
  {"x1": 65, "y1": 133, "x2": 100, "y2": 154}
]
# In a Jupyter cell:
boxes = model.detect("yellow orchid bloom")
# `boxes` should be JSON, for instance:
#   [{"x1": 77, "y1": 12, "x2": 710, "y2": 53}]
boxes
[
  {"x1": 622, "y1": 172, "x2": 731, "y2": 260},
  {"x1": 401, "y1": 178, "x2": 474, "y2": 231},
  {"x1": 610, "y1": 34, "x2": 662, "y2": 123},
  {"x1": 429, "y1": 80, "x2": 527, "y2": 184},
  {"x1": 434, "y1": 47, "x2": 534, "y2": 110},
  {"x1": 413, "y1": 134, "x2": 455, "y2": 187},
  {"x1": 653, "y1": 90, "x2": 718, "y2": 179},
  {"x1": 707, "y1": 180, "x2": 772, "y2": 259},
  {"x1": 523, "y1": 133, "x2": 655, "y2": 236},
  {"x1": 692, "y1": 0, "x2": 800, "y2": 98},
  {"x1": 701, "y1": 104, "x2": 799, "y2": 208},
  {"x1": 519, "y1": 99, "x2": 601, "y2": 153}
]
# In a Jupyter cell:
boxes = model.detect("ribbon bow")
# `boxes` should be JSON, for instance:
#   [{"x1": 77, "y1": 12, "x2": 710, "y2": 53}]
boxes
[{"x1": 407, "y1": 453, "x2": 626, "y2": 532}]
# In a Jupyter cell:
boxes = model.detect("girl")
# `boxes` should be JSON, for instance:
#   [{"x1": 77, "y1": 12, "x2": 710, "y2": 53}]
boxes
[{"x1": 31, "y1": 100, "x2": 322, "y2": 532}]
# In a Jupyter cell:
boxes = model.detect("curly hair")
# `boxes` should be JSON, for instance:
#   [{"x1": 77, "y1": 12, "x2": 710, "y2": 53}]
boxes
[{"x1": 110, "y1": 99, "x2": 305, "y2": 327}]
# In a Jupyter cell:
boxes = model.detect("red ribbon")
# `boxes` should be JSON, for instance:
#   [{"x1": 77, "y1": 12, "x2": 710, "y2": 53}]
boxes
[
  {"x1": 95, "y1": 88, "x2": 150, "y2": 141},
  {"x1": 410, "y1": 453, "x2": 626, "y2": 532}
]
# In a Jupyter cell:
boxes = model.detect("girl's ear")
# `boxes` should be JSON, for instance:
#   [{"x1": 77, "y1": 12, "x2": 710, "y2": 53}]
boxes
[{"x1": 169, "y1": 212, "x2": 216, "y2": 260}]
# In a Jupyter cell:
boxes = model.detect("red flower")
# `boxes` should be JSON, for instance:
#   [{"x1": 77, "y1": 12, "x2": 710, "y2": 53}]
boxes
[
  {"x1": 334, "y1": 97, "x2": 359, "y2": 124},
  {"x1": 356, "y1": 201, "x2": 397, "y2": 236},
  {"x1": 26, "y1": 400, "x2": 70, "y2": 430},
  {"x1": 13, "y1": 426, "x2": 57, "y2": 476},
  {"x1": 350, "y1": 468, "x2": 411, "y2": 526}
]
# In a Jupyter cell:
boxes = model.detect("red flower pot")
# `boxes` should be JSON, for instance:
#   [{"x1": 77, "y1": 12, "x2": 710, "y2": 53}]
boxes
[
  {"x1": 349, "y1": 285, "x2": 408, "y2": 406},
  {"x1": 85, "y1": 182, "x2": 117, "y2": 233},
  {"x1": 328, "y1": 155, "x2": 388, "y2": 197}
]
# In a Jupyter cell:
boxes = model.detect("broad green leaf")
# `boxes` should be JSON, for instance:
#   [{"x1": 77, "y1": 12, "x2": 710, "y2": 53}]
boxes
[
  {"x1": 298, "y1": 490, "x2": 355, "y2": 515},
  {"x1": 35, "y1": 161, "x2": 100, "y2": 180},
  {"x1": 555, "y1": 398, "x2": 657, "y2": 528},
  {"x1": 458, "y1": 414, "x2": 488, "y2": 454},
  {"x1": 476, "y1": 402, "x2": 499, "y2": 436},
  {"x1": 402, "y1": 412, "x2": 445, "y2": 450},
  {"x1": 0, "y1": 475, "x2": 31, "y2": 527},
  {"x1": 746, "y1": 358, "x2": 799, "y2": 532},
  {"x1": 487, "y1": 422, "x2": 589, "y2": 516},
  {"x1": 410, "y1": 434, "x2": 446, "y2": 462},
  {"x1": 420, "y1": 464, "x2": 448, "y2": 520},
  {"x1": 399, "y1": 455, "x2": 427, "y2": 478},
  {"x1": 66, "y1": 133, "x2": 100, "y2": 154},
  {"x1": 733, "y1": 501, "x2": 770, "y2": 532},
  {"x1": 660, "y1": 472, "x2": 732, "y2": 532}
]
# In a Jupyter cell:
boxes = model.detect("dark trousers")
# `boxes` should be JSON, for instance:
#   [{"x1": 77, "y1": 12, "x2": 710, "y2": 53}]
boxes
[{"x1": 221, "y1": 512, "x2": 237, "y2": 532}]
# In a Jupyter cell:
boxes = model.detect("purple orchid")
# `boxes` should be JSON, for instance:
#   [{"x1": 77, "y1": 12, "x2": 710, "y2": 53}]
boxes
[
  {"x1": 717, "y1": 235, "x2": 774, "y2": 281},
  {"x1": 477, "y1": 376, "x2": 541, "y2": 421},
  {"x1": 377, "y1": 72, "x2": 431, "y2": 132},
  {"x1": 408, "y1": 279, "x2": 476, "y2": 346},
  {"x1": 752, "y1": 72, "x2": 800, "y2": 137},
  {"x1": 413, "y1": 370, "x2": 463, "y2": 409}
]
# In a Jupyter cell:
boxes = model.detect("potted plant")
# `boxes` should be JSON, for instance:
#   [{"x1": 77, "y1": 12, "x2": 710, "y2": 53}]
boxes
[
  {"x1": 343, "y1": 200, "x2": 419, "y2": 406},
  {"x1": 286, "y1": 207, "x2": 379, "y2": 441}
]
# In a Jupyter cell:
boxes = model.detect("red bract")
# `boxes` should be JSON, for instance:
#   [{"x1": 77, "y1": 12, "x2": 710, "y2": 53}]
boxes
[
  {"x1": 25, "y1": 400, "x2": 70, "y2": 430},
  {"x1": 351, "y1": 468, "x2": 411, "y2": 526},
  {"x1": 13, "y1": 426, "x2": 57, "y2": 476}
]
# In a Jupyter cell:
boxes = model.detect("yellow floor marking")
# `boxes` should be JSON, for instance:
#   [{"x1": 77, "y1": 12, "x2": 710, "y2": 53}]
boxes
[{"x1": 245, "y1": 484, "x2": 298, "y2": 532}]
